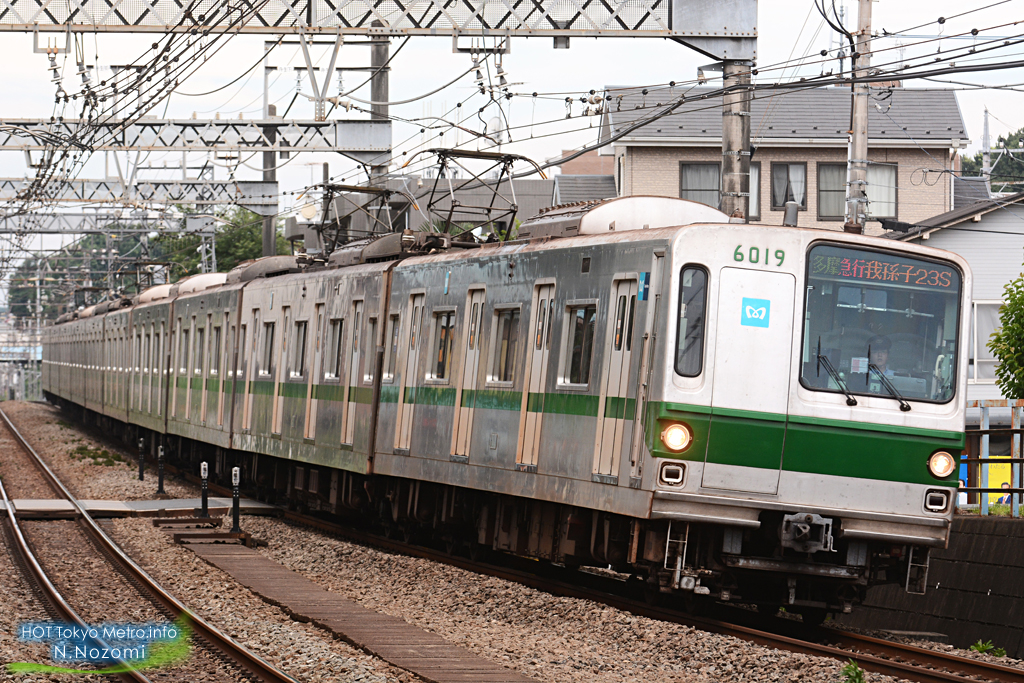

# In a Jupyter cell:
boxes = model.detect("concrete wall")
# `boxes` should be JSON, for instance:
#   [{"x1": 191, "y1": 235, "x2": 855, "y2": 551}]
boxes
[
  {"x1": 615, "y1": 145, "x2": 956, "y2": 235},
  {"x1": 837, "y1": 515, "x2": 1024, "y2": 658}
]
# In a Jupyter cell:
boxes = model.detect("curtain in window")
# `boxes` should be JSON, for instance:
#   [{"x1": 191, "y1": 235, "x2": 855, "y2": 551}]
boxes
[
  {"x1": 818, "y1": 164, "x2": 846, "y2": 217},
  {"x1": 749, "y1": 164, "x2": 760, "y2": 218},
  {"x1": 772, "y1": 164, "x2": 788, "y2": 208},
  {"x1": 680, "y1": 164, "x2": 720, "y2": 208},
  {"x1": 789, "y1": 164, "x2": 806, "y2": 206},
  {"x1": 867, "y1": 165, "x2": 897, "y2": 218}
]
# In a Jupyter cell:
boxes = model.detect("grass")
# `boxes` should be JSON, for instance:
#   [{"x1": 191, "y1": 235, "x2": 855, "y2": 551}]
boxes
[
  {"x1": 70, "y1": 444, "x2": 123, "y2": 467},
  {"x1": 970, "y1": 640, "x2": 1006, "y2": 657},
  {"x1": 840, "y1": 660, "x2": 866, "y2": 683}
]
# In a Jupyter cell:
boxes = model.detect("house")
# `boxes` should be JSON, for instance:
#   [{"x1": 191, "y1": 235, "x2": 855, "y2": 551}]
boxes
[
  {"x1": 890, "y1": 191, "x2": 1024, "y2": 406},
  {"x1": 599, "y1": 87, "x2": 970, "y2": 234}
]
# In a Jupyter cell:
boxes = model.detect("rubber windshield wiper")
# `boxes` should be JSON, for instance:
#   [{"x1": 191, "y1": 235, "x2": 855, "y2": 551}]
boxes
[
  {"x1": 868, "y1": 364, "x2": 912, "y2": 412},
  {"x1": 816, "y1": 337, "x2": 857, "y2": 406}
]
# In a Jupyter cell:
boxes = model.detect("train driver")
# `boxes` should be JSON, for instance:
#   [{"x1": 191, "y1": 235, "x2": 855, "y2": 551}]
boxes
[{"x1": 867, "y1": 335, "x2": 894, "y2": 377}]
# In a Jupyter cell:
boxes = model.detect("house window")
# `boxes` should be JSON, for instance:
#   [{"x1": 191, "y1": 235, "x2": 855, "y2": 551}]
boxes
[
  {"x1": 818, "y1": 163, "x2": 847, "y2": 220},
  {"x1": 749, "y1": 162, "x2": 761, "y2": 221},
  {"x1": 679, "y1": 163, "x2": 720, "y2": 209},
  {"x1": 771, "y1": 162, "x2": 807, "y2": 210},
  {"x1": 565, "y1": 305, "x2": 597, "y2": 385},
  {"x1": 491, "y1": 308, "x2": 521, "y2": 383},
  {"x1": 431, "y1": 311, "x2": 456, "y2": 380},
  {"x1": 867, "y1": 164, "x2": 897, "y2": 219},
  {"x1": 971, "y1": 300, "x2": 1001, "y2": 384}
]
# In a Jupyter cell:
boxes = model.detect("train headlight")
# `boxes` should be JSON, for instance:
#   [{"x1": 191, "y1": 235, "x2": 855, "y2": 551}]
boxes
[
  {"x1": 928, "y1": 451, "x2": 956, "y2": 479},
  {"x1": 661, "y1": 423, "x2": 692, "y2": 452}
]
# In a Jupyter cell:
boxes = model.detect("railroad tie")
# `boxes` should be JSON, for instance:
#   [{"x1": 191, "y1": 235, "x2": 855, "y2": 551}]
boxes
[{"x1": 187, "y1": 544, "x2": 534, "y2": 683}]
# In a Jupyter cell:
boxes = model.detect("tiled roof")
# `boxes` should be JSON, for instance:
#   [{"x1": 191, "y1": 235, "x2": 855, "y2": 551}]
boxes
[
  {"x1": 553, "y1": 175, "x2": 617, "y2": 204},
  {"x1": 600, "y1": 86, "x2": 967, "y2": 147},
  {"x1": 953, "y1": 176, "x2": 991, "y2": 209}
]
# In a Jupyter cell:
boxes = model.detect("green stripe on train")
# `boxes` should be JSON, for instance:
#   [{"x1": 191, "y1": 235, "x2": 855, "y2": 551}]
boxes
[{"x1": 651, "y1": 401, "x2": 963, "y2": 486}]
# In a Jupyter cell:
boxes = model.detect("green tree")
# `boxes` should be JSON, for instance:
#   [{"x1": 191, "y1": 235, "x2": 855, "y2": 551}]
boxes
[
  {"x1": 961, "y1": 126, "x2": 1024, "y2": 193},
  {"x1": 987, "y1": 271, "x2": 1024, "y2": 399},
  {"x1": 151, "y1": 206, "x2": 290, "y2": 281}
]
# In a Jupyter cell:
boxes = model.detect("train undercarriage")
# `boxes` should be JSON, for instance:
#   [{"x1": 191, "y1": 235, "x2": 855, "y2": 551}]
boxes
[{"x1": 60, "y1": 398, "x2": 930, "y2": 623}]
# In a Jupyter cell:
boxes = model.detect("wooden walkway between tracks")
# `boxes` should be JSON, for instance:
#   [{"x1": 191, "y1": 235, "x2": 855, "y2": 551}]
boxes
[{"x1": 187, "y1": 544, "x2": 534, "y2": 683}]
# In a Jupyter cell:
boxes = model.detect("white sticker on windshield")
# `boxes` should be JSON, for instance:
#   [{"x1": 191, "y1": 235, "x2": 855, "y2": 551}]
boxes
[{"x1": 850, "y1": 357, "x2": 868, "y2": 373}]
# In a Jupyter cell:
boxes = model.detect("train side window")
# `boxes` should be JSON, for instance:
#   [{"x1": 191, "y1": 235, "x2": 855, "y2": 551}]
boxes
[
  {"x1": 364, "y1": 317, "x2": 378, "y2": 383},
  {"x1": 211, "y1": 327, "x2": 221, "y2": 375},
  {"x1": 260, "y1": 322, "x2": 275, "y2": 376},
  {"x1": 675, "y1": 266, "x2": 708, "y2": 377},
  {"x1": 491, "y1": 307, "x2": 521, "y2": 383},
  {"x1": 194, "y1": 326, "x2": 205, "y2": 375},
  {"x1": 625, "y1": 294, "x2": 636, "y2": 352},
  {"x1": 326, "y1": 319, "x2": 344, "y2": 379},
  {"x1": 292, "y1": 320, "x2": 308, "y2": 378},
  {"x1": 565, "y1": 304, "x2": 597, "y2": 385},
  {"x1": 384, "y1": 314, "x2": 400, "y2": 382},
  {"x1": 430, "y1": 310, "x2": 456, "y2": 381},
  {"x1": 179, "y1": 327, "x2": 189, "y2": 374},
  {"x1": 613, "y1": 295, "x2": 627, "y2": 351}
]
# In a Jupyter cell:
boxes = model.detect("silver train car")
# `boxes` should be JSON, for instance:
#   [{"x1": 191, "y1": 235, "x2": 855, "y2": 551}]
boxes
[{"x1": 43, "y1": 196, "x2": 971, "y2": 618}]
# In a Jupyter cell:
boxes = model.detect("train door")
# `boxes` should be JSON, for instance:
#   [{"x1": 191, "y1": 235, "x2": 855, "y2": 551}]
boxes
[
  {"x1": 344, "y1": 301, "x2": 363, "y2": 445},
  {"x1": 395, "y1": 293, "x2": 424, "y2": 451},
  {"x1": 304, "y1": 303, "x2": 325, "y2": 440},
  {"x1": 452, "y1": 288, "x2": 485, "y2": 457},
  {"x1": 628, "y1": 253, "x2": 664, "y2": 483},
  {"x1": 702, "y1": 267, "x2": 795, "y2": 495},
  {"x1": 518, "y1": 282, "x2": 555, "y2": 469},
  {"x1": 594, "y1": 278, "x2": 639, "y2": 480}
]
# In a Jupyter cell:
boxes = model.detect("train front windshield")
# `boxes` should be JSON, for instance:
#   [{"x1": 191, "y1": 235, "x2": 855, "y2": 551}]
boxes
[{"x1": 801, "y1": 243, "x2": 962, "y2": 404}]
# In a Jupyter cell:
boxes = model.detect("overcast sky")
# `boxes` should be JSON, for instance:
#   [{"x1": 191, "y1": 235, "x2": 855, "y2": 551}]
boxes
[{"x1": 0, "y1": 0, "x2": 1020, "y2": 260}]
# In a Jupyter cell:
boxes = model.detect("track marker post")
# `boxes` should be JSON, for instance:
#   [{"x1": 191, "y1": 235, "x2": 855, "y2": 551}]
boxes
[
  {"x1": 231, "y1": 467, "x2": 241, "y2": 533},
  {"x1": 200, "y1": 462, "x2": 209, "y2": 518},
  {"x1": 137, "y1": 437, "x2": 145, "y2": 481},
  {"x1": 157, "y1": 445, "x2": 166, "y2": 495}
]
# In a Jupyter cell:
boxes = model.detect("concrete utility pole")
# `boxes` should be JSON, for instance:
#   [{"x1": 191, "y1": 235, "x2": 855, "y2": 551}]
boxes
[
  {"x1": 262, "y1": 103, "x2": 278, "y2": 257},
  {"x1": 982, "y1": 106, "x2": 992, "y2": 195},
  {"x1": 369, "y1": 24, "x2": 390, "y2": 185},
  {"x1": 720, "y1": 62, "x2": 752, "y2": 221},
  {"x1": 844, "y1": 0, "x2": 872, "y2": 234}
]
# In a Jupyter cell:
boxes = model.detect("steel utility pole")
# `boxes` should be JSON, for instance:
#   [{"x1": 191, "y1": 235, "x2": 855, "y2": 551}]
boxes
[
  {"x1": 369, "y1": 24, "x2": 390, "y2": 189},
  {"x1": 844, "y1": 0, "x2": 872, "y2": 234},
  {"x1": 262, "y1": 103, "x2": 278, "y2": 257},
  {"x1": 721, "y1": 62, "x2": 752, "y2": 221},
  {"x1": 982, "y1": 106, "x2": 992, "y2": 196}
]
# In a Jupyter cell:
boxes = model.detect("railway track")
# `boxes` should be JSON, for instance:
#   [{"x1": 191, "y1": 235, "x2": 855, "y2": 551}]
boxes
[
  {"x1": 49, "y1": 409, "x2": 1024, "y2": 683},
  {"x1": 270, "y1": 509, "x2": 1023, "y2": 683},
  {"x1": 0, "y1": 407, "x2": 298, "y2": 683}
]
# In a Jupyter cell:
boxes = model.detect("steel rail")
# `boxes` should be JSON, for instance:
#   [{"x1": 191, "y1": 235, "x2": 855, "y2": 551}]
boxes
[
  {"x1": 0, "y1": 476, "x2": 151, "y2": 682},
  {"x1": 0, "y1": 407, "x2": 300, "y2": 683}
]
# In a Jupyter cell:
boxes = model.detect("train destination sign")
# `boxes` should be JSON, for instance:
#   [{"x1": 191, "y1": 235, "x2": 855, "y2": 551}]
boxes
[{"x1": 809, "y1": 245, "x2": 959, "y2": 290}]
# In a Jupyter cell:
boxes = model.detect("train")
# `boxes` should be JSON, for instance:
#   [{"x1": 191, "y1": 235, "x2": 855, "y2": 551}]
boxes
[{"x1": 42, "y1": 195, "x2": 970, "y2": 621}]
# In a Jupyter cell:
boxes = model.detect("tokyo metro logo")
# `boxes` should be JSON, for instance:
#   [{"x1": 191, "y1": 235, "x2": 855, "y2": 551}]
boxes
[{"x1": 741, "y1": 298, "x2": 771, "y2": 328}]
